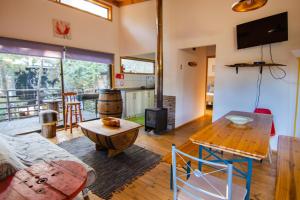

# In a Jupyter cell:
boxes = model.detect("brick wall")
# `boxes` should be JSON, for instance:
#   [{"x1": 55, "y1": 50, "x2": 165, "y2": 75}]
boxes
[{"x1": 155, "y1": 95, "x2": 176, "y2": 130}]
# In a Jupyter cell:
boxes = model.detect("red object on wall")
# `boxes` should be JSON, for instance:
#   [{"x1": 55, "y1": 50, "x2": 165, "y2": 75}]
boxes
[
  {"x1": 121, "y1": 65, "x2": 125, "y2": 73},
  {"x1": 56, "y1": 21, "x2": 70, "y2": 35},
  {"x1": 53, "y1": 19, "x2": 71, "y2": 40},
  {"x1": 115, "y1": 73, "x2": 124, "y2": 79},
  {"x1": 254, "y1": 108, "x2": 276, "y2": 136}
]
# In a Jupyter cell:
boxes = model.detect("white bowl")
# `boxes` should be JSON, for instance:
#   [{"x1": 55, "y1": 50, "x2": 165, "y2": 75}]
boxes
[{"x1": 225, "y1": 115, "x2": 253, "y2": 125}]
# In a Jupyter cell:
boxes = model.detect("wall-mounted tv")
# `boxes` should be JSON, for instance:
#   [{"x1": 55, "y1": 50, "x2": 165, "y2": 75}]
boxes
[{"x1": 236, "y1": 12, "x2": 288, "y2": 49}]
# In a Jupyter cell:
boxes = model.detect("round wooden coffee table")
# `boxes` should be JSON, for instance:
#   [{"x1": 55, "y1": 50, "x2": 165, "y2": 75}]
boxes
[
  {"x1": 0, "y1": 160, "x2": 87, "y2": 200},
  {"x1": 79, "y1": 118, "x2": 142, "y2": 157}
]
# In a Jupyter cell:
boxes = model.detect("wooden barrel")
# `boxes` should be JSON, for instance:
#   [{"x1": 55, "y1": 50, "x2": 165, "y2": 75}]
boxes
[{"x1": 98, "y1": 89, "x2": 123, "y2": 118}]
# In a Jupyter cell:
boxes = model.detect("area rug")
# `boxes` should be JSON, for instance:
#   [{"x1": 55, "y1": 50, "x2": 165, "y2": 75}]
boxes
[{"x1": 58, "y1": 136, "x2": 161, "y2": 199}]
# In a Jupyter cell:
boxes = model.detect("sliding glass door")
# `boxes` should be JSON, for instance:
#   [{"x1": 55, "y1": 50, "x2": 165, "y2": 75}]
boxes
[
  {"x1": 0, "y1": 52, "x2": 112, "y2": 124},
  {"x1": 63, "y1": 59, "x2": 111, "y2": 121},
  {"x1": 0, "y1": 53, "x2": 61, "y2": 121},
  {"x1": 0, "y1": 37, "x2": 114, "y2": 134}
]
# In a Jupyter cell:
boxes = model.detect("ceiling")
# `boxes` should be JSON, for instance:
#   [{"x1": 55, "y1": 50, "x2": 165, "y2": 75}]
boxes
[{"x1": 101, "y1": 0, "x2": 150, "y2": 7}]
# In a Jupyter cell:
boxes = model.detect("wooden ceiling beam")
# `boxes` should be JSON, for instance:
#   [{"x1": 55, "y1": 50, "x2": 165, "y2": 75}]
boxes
[
  {"x1": 101, "y1": 0, "x2": 149, "y2": 7},
  {"x1": 99, "y1": 0, "x2": 120, "y2": 7},
  {"x1": 118, "y1": 0, "x2": 150, "y2": 7}
]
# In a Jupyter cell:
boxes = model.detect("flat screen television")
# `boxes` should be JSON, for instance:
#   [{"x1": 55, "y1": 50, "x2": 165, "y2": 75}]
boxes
[{"x1": 236, "y1": 12, "x2": 288, "y2": 49}]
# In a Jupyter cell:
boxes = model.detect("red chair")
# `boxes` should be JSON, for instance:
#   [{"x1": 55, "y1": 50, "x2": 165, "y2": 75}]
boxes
[
  {"x1": 254, "y1": 108, "x2": 275, "y2": 136},
  {"x1": 254, "y1": 108, "x2": 275, "y2": 163}
]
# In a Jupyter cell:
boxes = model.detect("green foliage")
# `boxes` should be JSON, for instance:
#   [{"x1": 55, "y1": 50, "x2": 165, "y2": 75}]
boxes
[
  {"x1": 0, "y1": 53, "x2": 29, "y2": 75},
  {"x1": 0, "y1": 53, "x2": 110, "y2": 121},
  {"x1": 63, "y1": 59, "x2": 110, "y2": 92},
  {"x1": 0, "y1": 53, "x2": 61, "y2": 90}
]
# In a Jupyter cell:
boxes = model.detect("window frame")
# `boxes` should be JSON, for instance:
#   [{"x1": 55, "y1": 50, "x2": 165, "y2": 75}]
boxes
[
  {"x1": 50, "y1": 0, "x2": 112, "y2": 21},
  {"x1": 120, "y1": 57, "x2": 155, "y2": 75}
]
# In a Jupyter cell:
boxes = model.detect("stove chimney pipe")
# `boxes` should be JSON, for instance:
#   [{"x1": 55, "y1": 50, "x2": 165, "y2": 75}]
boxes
[{"x1": 156, "y1": 0, "x2": 163, "y2": 108}]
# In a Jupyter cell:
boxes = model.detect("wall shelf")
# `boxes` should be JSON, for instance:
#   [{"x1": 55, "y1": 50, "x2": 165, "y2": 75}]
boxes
[{"x1": 226, "y1": 63, "x2": 286, "y2": 74}]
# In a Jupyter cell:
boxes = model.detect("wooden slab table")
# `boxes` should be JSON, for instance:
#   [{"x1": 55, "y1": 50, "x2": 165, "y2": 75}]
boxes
[
  {"x1": 190, "y1": 111, "x2": 273, "y2": 200},
  {"x1": 79, "y1": 118, "x2": 142, "y2": 157},
  {"x1": 0, "y1": 160, "x2": 87, "y2": 200},
  {"x1": 43, "y1": 99, "x2": 61, "y2": 112},
  {"x1": 43, "y1": 99, "x2": 62, "y2": 120}
]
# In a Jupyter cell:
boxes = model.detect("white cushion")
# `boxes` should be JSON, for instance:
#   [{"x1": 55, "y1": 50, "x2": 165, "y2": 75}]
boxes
[{"x1": 0, "y1": 136, "x2": 26, "y2": 180}]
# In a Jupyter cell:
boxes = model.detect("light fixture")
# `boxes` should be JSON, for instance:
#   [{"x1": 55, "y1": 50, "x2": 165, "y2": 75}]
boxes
[{"x1": 232, "y1": 0, "x2": 268, "y2": 12}]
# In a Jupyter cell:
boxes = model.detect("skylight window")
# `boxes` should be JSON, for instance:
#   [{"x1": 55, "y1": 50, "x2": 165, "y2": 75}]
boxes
[{"x1": 52, "y1": 0, "x2": 112, "y2": 20}]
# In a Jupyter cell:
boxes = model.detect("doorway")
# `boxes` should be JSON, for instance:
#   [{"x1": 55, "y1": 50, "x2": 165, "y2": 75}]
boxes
[{"x1": 205, "y1": 56, "x2": 216, "y2": 115}]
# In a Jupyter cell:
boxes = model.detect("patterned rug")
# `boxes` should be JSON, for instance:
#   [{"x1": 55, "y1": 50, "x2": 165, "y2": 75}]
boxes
[{"x1": 58, "y1": 136, "x2": 161, "y2": 199}]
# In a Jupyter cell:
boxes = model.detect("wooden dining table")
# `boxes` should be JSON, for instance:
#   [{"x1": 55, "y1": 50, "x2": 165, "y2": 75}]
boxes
[{"x1": 189, "y1": 111, "x2": 273, "y2": 200}]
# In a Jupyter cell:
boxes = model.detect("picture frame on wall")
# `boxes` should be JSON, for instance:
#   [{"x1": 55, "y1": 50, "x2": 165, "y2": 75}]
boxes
[{"x1": 53, "y1": 19, "x2": 71, "y2": 40}]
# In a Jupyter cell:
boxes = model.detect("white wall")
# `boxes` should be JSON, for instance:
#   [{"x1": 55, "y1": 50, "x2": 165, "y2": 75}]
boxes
[
  {"x1": 163, "y1": 0, "x2": 300, "y2": 150},
  {"x1": 118, "y1": 1, "x2": 156, "y2": 89},
  {"x1": 119, "y1": 0, "x2": 156, "y2": 58},
  {"x1": 176, "y1": 47, "x2": 211, "y2": 124},
  {"x1": 0, "y1": 0, "x2": 120, "y2": 67}
]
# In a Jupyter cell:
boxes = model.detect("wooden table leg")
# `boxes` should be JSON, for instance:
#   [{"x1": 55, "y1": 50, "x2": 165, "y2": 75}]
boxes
[
  {"x1": 78, "y1": 104, "x2": 83, "y2": 122},
  {"x1": 70, "y1": 106, "x2": 73, "y2": 134},
  {"x1": 65, "y1": 106, "x2": 69, "y2": 131},
  {"x1": 75, "y1": 105, "x2": 78, "y2": 126},
  {"x1": 95, "y1": 144, "x2": 105, "y2": 151},
  {"x1": 108, "y1": 149, "x2": 123, "y2": 157}
]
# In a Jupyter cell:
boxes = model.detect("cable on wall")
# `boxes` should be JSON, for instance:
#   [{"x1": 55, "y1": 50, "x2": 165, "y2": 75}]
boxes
[
  {"x1": 268, "y1": 44, "x2": 287, "y2": 80},
  {"x1": 261, "y1": 45, "x2": 264, "y2": 62},
  {"x1": 254, "y1": 44, "x2": 288, "y2": 108},
  {"x1": 255, "y1": 71, "x2": 263, "y2": 108},
  {"x1": 255, "y1": 45, "x2": 264, "y2": 108}
]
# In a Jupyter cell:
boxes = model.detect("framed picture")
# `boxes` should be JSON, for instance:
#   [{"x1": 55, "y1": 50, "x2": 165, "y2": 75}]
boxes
[{"x1": 53, "y1": 19, "x2": 71, "y2": 40}]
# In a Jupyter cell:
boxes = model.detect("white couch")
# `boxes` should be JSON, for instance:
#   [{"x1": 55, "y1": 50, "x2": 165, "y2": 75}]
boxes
[{"x1": 0, "y1": 132, "x2": 96, "y2": 192}]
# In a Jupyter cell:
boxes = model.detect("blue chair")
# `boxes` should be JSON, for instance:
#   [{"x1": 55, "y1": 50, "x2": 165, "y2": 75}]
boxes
[{"x1": 171, "y1": 145, "x2": 247, "y2": 200}]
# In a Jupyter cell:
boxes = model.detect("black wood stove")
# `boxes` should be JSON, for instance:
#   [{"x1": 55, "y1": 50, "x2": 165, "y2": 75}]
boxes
[{"x1": 145, "y1": 108, "x2": 168, "y2": 134}]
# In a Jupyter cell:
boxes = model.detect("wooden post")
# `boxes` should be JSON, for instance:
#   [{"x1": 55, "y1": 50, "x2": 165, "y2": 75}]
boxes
[
  {"x1": 156, "y1": 0, "x2": 163, "y2": 108},
  {"x1": 61, "y1": 47, "x2": 66, "y2": 127},
  {"x1": 110, "y1": 64, "x2": 114, "y2": 89}
]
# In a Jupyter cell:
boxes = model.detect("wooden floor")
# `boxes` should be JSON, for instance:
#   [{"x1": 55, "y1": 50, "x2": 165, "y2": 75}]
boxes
[
  {"x1": 53, "y1": 114, "x2": 277, "y2": 200},
  {"x1": 275, "y1": 136, "x2": 300, "y2": 200}
]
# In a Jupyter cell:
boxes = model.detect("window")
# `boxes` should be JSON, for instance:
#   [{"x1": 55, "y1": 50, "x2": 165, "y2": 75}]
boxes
[
  {"x1": 0, "y1": 53, "x2": 62, "y2": 121},
  {"x1": 121, "y1": 57, "x2": 155, "y2": 74},
  {"x1": 51, "y1": 0, "x2": 112, "y2": 20}
]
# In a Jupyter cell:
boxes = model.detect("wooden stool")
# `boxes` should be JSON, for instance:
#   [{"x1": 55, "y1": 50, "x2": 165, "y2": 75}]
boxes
[
  {"x1": 40, "y1": 110, "x2": 58, "y2": 138},
  {"x1": 63, "y1": 92, "x2": 83, "y2": 133}
]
